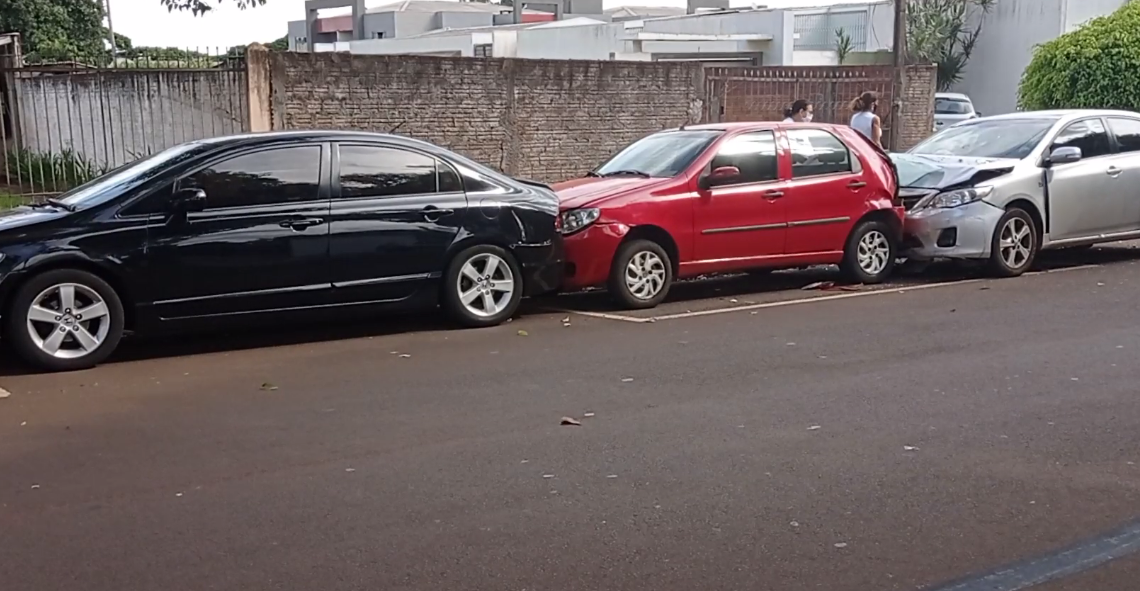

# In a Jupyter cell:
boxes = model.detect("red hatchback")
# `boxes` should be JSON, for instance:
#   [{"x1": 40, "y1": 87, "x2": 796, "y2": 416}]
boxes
[{"x1": 556, "y1": 122, "x2": 904, "y2": 309}]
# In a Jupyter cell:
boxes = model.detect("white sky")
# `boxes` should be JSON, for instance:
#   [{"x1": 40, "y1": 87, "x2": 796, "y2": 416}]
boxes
[{"x1": 109, "y1": 0, "x2": 864, "y2": 49}]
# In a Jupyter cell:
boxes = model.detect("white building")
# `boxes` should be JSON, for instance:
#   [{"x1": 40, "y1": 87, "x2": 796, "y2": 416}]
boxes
[
  {"x1": 313, "y1": 0, "x2": 896, "y2": 66},
  {"x1": 952, "y1": 0, "x2": 1129, "y2": 116}
]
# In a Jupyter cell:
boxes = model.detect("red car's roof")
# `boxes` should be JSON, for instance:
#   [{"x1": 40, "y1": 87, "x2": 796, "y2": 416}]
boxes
[{"x1": 680, "y1": 121, "x2": 848, "y2": 132}]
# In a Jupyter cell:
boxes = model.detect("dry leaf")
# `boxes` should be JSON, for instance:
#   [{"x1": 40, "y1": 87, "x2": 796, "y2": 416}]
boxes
[
  {"x1": 834, "y1": 542, "x2": 848, "y2": 549},
  {"x1": 517, "y1": 330, "x2": 529, "y2": 336},
  {"x1": 260, "y1": 383, "x2": 278, "y2": 391},
  {"x1": 621, "y1": 377, "x2": 634, "y2": 382},
  {"x1": 0, "y1": 389, "x2": 11, "y2": 399},
  {"x1": 807, "y1": 425, "x2": 821, "y2": 431},
  {"x1": 561, "y1": 417, "x2": 582, "y2": 426},
  {"x1": 903, "y1": 445, "x2": 919, "y2": 451},
  {"x1": 399, "y1": 354, "x2": 412, "y2": 358},
  {"x1": 583, "y1": 412, "x2": 595, "y2": 418}
]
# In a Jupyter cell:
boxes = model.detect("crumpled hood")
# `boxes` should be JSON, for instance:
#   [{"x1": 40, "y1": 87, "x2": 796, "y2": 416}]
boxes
[
  {"x1": 0, "y1": 206, "x2": 68, "y2": 232},
  {"x1": 553, "y1": 177, "x2": 670, "y2": 210},
  {"x1": 893, "y1": 153, "x2": 1018, "y2": 191}
]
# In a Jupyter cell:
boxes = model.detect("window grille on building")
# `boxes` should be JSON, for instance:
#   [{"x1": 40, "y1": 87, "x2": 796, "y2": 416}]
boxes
[{"x1": 794, "y1": 11, "x2": 868, "y2": 51}]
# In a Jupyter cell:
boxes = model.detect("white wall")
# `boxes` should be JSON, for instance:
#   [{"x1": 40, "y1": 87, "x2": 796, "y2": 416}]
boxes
[
  {"x1": 1062, "y1": 0, "x2": 1127, "y2": 32},
  {"x1": 792, "y1": 50, "x2": 838, "y2": 65},
  {"x1": 515, "y1": 22, "x2": 625, "y2": 60},
  {"x1": 344, "y1": 34, "x2": 476, "y2": 56},
  {"x1": 952, "y1": 0, "x2": 1064, "y2": 116}
]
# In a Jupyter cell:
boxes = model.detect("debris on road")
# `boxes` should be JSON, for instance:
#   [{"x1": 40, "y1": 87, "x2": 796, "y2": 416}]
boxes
[
  {"x1": 583, "y1": 412, "x2": 595, "y2": 418},
  {"x1": 30, "y1": 484, "x2": 40, "y2": 490},
  {"x1": 790, "y1": 521, "x2": 800, "y2": 528},
  {"x1": 621, "y1": 378, "x2": 634, "y2": 382},
  {"x1": 562, "y1": 317, "x2": 571, "y2": 327},
  {"x1": 807, "y1": 425, "x2": 821, "y2": 431},
  {"x1": 543, "y1": 474, "x2": 555, "y2": 479},
  {"x1": 802, "y1": 281, "x2": 835, "y2": 291},
  {"x1": 517, "y1": 330, "x2": 529, "y2": 337},
  {"x1": 561, "y1": 417, "x2": 582, "y2": 426},
  {"x1": 834, "y1": 542, "x2": 848, "y2": 549},
  {"x1": 607, "y1": 474, "x2": 618, "y2": 479},
  {"x1": 903, "y1": 446, "x2": 920, "y2": 451},
  {"x1": 0, "y1": 388, "x2": 11, "y2": 399},
  {"x1": 399, "y1": 354, "x2": 412, "y2": 358},
  {"x1": 176, "y1": 492, "x2": 183, "y2": 497},
  {"x1": 520, "y1": 459, "x2": 529, "y2": 464},
  {"x1": 345, "y1": 468, "x2": 356, "y2": 473},
  {"x1": 259, "y1": 383, "x2": 278, "y2": 391}
]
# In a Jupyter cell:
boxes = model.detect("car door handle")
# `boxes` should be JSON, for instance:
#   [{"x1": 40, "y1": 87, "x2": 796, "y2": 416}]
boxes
[
  {"x1": 421, "y1": 206, "x2": 454, "y2": 221},
  {"x1": 279, "y1": 218, "x2": 324, "y2": 230},
  {"x1": 763, "y1": 190, "x2": 784, "y2": 199},
  {"x1": 1107, "y1": 166, "x2": 1123, "y2": 177},
  {"x1": 847, "y1": 181, "x2": 868, "y2": 189}
]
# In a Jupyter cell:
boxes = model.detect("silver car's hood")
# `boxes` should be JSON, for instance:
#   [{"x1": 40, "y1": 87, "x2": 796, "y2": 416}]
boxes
[
  {"x1": 893, "y1": 153, "x2": 1019, "y2": 192},
  {"x1": 906, "y1": 153, "x2": 1020, "y2": 170}
]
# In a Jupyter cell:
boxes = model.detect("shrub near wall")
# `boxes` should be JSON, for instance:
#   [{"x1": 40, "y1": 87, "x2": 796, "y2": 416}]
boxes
[{"x1": 1019, "y1": 1, "x2": 1140, "y2": 111}]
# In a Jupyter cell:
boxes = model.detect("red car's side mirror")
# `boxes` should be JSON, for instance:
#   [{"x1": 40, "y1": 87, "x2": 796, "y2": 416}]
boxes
[{"x1": 700, "y1": 165, "x2": 741, "y2": 190}]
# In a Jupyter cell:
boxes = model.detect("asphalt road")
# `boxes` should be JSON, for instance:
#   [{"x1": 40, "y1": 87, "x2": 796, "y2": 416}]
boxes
[{"x1": 4, "y1": 249, "x2": 1140, "y2": 591}]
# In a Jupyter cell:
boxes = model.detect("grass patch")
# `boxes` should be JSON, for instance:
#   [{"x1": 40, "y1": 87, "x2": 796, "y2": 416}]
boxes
[{"x1": 2, "y1": 149, "x2": 105, "y2": 193}]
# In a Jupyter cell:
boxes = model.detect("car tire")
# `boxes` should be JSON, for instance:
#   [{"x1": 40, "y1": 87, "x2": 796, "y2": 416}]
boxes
[
  {"x1": 608, "y1": 239, "x2": 673, "y2": 310},
  {"x1": 841, "y1": 219, "x2": 897, "y2": 284},
  {"x1": 442, "y1": 244, "x2": 524, "y2": 328},
  {"x1": 987, "y1": 207, "x2": 1037, "y2": 278},
  {"x1": 4, "y1": 268, "x2": 125, "y2": 372},
  {"x1": 747, "y1": 268, "x2": 774, "y2": 277}
]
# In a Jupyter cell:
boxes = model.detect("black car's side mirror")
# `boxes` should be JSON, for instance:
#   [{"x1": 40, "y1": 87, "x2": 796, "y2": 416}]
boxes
[
  {"x1": 1045, "y1": 146, "x2": 1082, "y2": 167},
  {"x1": 171, "y1": 188, "x2": 207, "y2": 213}
]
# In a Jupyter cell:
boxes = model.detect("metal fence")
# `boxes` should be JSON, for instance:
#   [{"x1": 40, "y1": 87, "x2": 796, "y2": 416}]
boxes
[
  {"x1": 793, "y1": 11, "x2": 869, "y2": 52},
  {"x1": 0, "y1": 47, "x2": 248, "y2": 203}
]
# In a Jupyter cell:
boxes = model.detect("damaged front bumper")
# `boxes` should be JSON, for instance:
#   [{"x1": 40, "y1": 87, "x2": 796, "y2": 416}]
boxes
[{"x1": 902, "y1": 200, "x2": 1005, "y2": 260}]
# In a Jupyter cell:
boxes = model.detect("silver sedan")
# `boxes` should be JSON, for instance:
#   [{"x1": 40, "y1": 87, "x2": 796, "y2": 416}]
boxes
[{"x1": 894, "y1": 109, "x2": 1140, "y2": 276}]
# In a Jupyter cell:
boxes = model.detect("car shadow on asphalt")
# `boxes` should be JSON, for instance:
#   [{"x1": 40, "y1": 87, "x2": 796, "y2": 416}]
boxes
[{"x1": 0, "y1": 245, "x2": 1136, "y2": 375}]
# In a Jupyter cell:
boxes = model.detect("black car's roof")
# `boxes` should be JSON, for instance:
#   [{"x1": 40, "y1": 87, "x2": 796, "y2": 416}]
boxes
[{"x1": 187, "y1": 130, "x2": 442, "y2": 151}]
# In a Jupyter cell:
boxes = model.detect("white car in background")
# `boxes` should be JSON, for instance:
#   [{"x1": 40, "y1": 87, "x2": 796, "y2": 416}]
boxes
[{"x1": 933, "y1": 93, "x2": 978, "y2": 132}]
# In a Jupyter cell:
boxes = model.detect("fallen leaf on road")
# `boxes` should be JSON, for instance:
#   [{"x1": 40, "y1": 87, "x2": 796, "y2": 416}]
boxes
[
  {"x1": 979, "y1": 286, "x2": 991, "y2": 291},
  {"x1": 750, "y1": 311, "x2": 758, "y2": 315},
  {"x1": 790, "y1": 521, "x2": 800, "y2": 528},
  {"x1": 259, "y1": 383, "x2": 278, "y2": 391},
  {"x1": 807, "y1": 425, "x2": 821, "y2": 431},
  {"x1": 802, "y1": 282, "x2": 835, "y2": 291},
  {"x1": 543, "y1": 474, "x2": 555, "y2": 479},
  {"x1": 729, "y1": 298, "x2": 739, "y2": 303},
  {"x1": 0, "y1": 389, "x2": 11, "y2": 399},
  {"x1": 399, "y1": 354, "x2": 412, "y2": 358},
  {"x1": 176, "y1": 492, "x2": 183, "y2": 497},
  {"x1": 517, "y1": 330, "x2": 529, "y2": 336},
  {"x1": 607, "y1": 474, "x2": 618, "y2": 479},
  {"x1": 30, "y1": 484, "x2": 40, "y2": 490},
  {"x1": 20, "y1": 421, "x2": 27, "y2": 426},
  {"x1": 1098, "y1": 282, "x2": 1106, "y2": 286},
  {"x1": 834, "y1": 542, "x2": 848, "y2": 549},
  {"x1": 903, "y1": 446, "x2": 920, "y2": 451},
  {"x1": 621, "y1": 378, "x2": 634, "y2": 382},
  {"x1": 583, "y1": 412, "x2": 595, "y2": 418},
  {"x1": 561, "y1": 417, "x2": 582, "y2": 426},
  {"x1": 786, "y1": 342, "x2": 796, "y2": 346},
  {"x1": 345, "y1": 468, "x2": 356, "y2": 473}
]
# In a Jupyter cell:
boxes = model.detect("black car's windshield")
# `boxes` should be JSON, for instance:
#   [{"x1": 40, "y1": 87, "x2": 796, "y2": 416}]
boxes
[
  {"x1": 55, "y1": 143, "x2": 203, "y2": 209},
  {"x1": 891, "y1": 154, "x2": 948, "y2": 189},
  {"x1": 595, "y1": 130, "x2": 722, "y2": 178},
  {"x1": 909, "y1": 118, "x2": 1058, "y2": 160}
]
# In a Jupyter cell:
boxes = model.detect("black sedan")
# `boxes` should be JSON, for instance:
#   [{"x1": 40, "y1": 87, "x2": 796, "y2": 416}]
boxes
[{"x1": 0, "y1": 131, "x2": 564, "y2": 371}]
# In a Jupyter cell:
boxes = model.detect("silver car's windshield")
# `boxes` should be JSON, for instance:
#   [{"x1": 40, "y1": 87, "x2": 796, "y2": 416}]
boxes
[{"x1": 910, "y1": 118, "x2": 1058, "y2": 160}]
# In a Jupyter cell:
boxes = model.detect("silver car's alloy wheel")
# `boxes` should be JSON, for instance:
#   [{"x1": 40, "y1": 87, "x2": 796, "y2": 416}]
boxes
[
  {"x1": 26, "y1": 283, "x2": 111, "y2": 360},
  {"x1": 999, "y1": 217, "x2": 1033, "y2": 270},
  {"x1": 457, "y1": 253, "x2": 515, "y2": 318},
  {"x1": 856, "y1": 230, "x2": 891, "y2": 276},
  {"x1": 625, "y1": 250, "x2": 667, "y2": 300}
]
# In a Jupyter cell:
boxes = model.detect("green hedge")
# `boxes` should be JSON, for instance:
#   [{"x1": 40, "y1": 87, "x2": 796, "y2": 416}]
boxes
[{"x1": 1019, "y1": 1, "x2": 1140, "y2": 111}]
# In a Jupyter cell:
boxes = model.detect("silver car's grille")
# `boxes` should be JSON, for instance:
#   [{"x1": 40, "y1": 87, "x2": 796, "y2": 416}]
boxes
[{"x1": 899, "y1": 189, "x2": 937, "y2": 211}]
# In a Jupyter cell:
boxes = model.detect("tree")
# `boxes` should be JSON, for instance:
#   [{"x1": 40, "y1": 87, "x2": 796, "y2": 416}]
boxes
[
  {"x1": 0, "y1": 0, "x2": 110, "y2": 62},
  {"x1": 159, "y1": 0, "x2": 267, "y2": 15},
  {"x1": 1019, "y1": 2, "x2": 1140, "y2": 111},
  {"x1": 905, "y1": 0, "x2": 995, "y2": 91}
]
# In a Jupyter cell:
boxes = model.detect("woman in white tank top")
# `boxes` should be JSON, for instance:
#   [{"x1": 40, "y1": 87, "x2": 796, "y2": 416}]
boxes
[{"x1": 850, "y1": 91, "x2": 882, "y2": 147}]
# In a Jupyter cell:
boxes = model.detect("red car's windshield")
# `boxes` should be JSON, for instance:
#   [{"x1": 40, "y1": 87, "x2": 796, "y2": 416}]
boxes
[{"x1": 594, "y1": 130, "x2": 722, "y2": 178}]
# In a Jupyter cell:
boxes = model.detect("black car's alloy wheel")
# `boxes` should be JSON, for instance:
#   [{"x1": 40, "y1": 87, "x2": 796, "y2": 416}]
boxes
[
  {"x1": 4, "y1": 269, "x2": 125, "y2": 372},
  {"x1": 442, "y1": 244, "x2": 523, "y2": 328}
]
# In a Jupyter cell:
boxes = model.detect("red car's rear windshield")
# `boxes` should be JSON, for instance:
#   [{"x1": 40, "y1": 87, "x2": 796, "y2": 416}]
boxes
[{"x1": 595, "y1": 130, "x2": 723, "y2": 178}]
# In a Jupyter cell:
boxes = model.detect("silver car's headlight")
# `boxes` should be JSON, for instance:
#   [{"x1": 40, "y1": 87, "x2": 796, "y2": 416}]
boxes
[
  {"x1": 560, "y1": 208, "x2": 600, "y2": 235},
  {"x1": 919, "y1": 185, "x2": 994, "y2": 209}
]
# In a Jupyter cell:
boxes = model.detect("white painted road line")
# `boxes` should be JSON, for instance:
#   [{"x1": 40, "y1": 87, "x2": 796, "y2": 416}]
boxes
[{"x1": 548, "y1": 263, "x2": 1106, "y2": 323}]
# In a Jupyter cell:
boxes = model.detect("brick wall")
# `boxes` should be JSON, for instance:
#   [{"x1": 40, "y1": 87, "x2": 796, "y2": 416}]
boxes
[
  {"x1": 270, "y1": 52, "x2": 703, "y2": 182},
  {"x1": 268, "y1": 53, "x2": 935, "y2": 181},
  {"x1": 897, "y1": 65, "x2": 937, "y2": 151},
  {"x1": 704, "y1": 64, "x2": 937, "y2": 151}
]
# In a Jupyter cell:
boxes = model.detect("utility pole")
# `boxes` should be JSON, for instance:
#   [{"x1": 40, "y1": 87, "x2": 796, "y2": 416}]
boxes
[
  {"x1": 889, "y1": 0, "x2": 907, "y2": 151},
  {"x1": 104, "y1": 0, "x2": 117, "y2": 59}
]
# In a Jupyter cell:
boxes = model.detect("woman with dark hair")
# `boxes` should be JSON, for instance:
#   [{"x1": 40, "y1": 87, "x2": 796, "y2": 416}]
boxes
[
  {"x1": 850, "y1": 91, "x2": 882, "y2": 146},
  {"x1": 783, "y1": 99, "x2": 813, "y2": 123}
]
